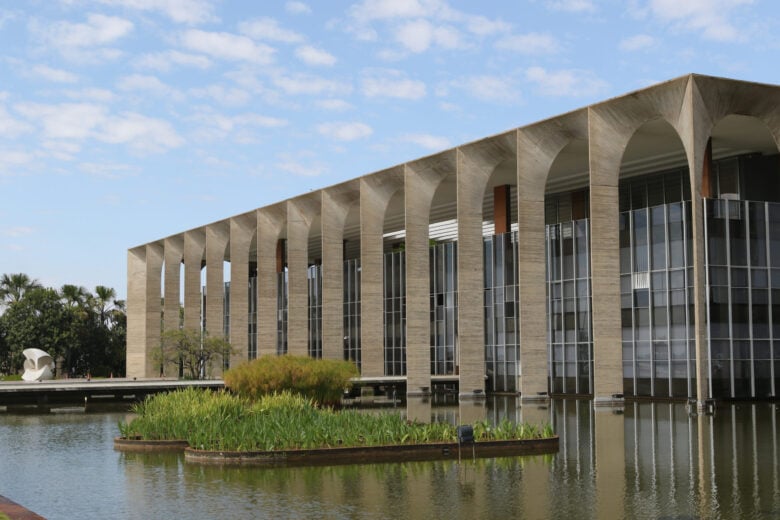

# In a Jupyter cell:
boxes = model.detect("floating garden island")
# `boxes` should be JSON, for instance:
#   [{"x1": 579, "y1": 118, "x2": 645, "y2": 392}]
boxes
[{"x1": 115, "y1": 356, "x2": 558, "y2": 467}]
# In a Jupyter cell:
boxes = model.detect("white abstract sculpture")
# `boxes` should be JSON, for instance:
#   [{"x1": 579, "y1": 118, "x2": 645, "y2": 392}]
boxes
[{"x1": 22, "y1": 348, "x2": 55, "y2": 382}]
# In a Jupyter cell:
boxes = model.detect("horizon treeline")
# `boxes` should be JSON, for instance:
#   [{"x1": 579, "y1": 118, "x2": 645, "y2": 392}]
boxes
[{"x1": 0, "y1": 273, "x2": 126, "y2": 378}]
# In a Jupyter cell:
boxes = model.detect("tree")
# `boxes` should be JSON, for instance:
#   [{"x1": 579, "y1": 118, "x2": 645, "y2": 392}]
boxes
[
  {"x1": 60, "y1": 284, "x2": 90, "y2": 308},
  {"x1": 0, "y1": 287, "x2": 74, "y2": 375},
  {"x1": 94, "y1": 285, "x2": 117, "y2": 327},
  {"x1": 156, "y1": 328, "x2": 233, "y2": 379},
  {"x1": 0, "y1": 273, "x2": 42, "y2": 307}
]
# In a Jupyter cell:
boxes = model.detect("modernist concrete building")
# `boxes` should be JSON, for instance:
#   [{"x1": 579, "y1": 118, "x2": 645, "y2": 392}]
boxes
[{"x1": 127, "y1": 74, "x2": 780, "y2": 406}]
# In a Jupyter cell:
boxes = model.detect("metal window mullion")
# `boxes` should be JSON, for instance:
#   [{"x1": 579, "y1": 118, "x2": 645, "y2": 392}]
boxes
[
  {"x1": 768, "y1": 202, "x2": 776, "y2": 398},
  {"x1": 745, "y1": 201, "x2": 755, "y2": 398}
]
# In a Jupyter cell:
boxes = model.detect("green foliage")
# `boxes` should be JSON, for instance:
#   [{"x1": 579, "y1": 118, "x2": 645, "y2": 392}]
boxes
[
  {"x1": 156, "y1": 328, "x2": 234, "y2": 379},
  {"x1": 0, "y1": 274, "x2": 126, "y2": 377},
  {"x1": 120, "y1": 388, "x2": 554, "y2": 452},
  {"x1": 224, "y1": 355, "x2": 359, "y2": 406}
]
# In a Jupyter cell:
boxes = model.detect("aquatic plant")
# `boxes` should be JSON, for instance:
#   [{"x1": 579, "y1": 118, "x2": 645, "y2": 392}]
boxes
[{"x1": 119, "y1": 389, "x2": 555, "y2": 452}]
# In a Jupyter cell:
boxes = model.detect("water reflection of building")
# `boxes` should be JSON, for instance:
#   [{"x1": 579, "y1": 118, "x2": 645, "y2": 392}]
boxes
[{"x1": 128, "y1": 74, "x2": 780, "y2": 405}]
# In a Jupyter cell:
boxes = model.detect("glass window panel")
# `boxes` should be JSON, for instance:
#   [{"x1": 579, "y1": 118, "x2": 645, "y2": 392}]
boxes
[
  {"x1": 651, "y1": 205, "x2": 667, "y2": 270},
  {"x1": 752, "y1": 269, "x2": 768, "y2": 288},
  {"x1": 749, "y1": 202, "x2": 768, "y2": 267}
]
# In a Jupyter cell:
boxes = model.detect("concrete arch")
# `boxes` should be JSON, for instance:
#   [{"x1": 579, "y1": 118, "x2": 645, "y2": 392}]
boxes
[
  {"x1": 229, "y1": 213, "x2": 255, "y2": 366},
  {"x1": 360, "y1": 166, "x2": 404, "y2": 378},
  {"x1": 457, "y1": 131, "x2": 516, "y2": 397},
  {"x1": 405, "y1": 150, "x2": 456, "y2": 395},
  {"x1": 257, "y1": 204, "x2": 286, "y2": 357},
  {"x1": 321, "y1": 181, "x2": 360, "y2": 361},
  {"x1": 126, "y1": 242, "x2": 163, "y2": 378},
  {"x1": 287, "y1": 194, "x2": 321, "y2": 356}
]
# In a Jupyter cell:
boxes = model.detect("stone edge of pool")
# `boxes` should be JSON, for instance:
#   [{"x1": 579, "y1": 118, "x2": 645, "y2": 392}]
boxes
[
  {"x1": 0, "y1": 495, "x2": 46, "y2": 520},
  {"x1": 115, "y1": 436, "x2": 559, "y2": 467}
]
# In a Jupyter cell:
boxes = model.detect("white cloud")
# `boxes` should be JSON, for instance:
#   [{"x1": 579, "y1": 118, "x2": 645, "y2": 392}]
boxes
[
  {"x1": 117, "y1": 74, "x2": 183, "y2": 100},
  {"x1": 349, "y1": 0, "x2": 429, "y2": 23},
  {"x1": 465, "y1": 16, "x2": 511, "y2": 36},
  {"x1": 64, "y1": 88, "x2": 116, "y2": 103},
  {"x1": 30, "y1": 64, "x2": 79, "y2": 83},
  {"x1": 525, "y1": 67, "x2": 608, "y2": 97},
  {"x1": 0, "y1": 150, "x2": 34, "y2": 173},
  {"x1": 135, "y1": 50, "x2": 212, "y2": 71},
  {"x1": 1, "y1": 226, "x2": 35, "y2": 238},
  {"x1": 619, "y1": 34, "x2": 656, "y2": 51},
  {"x1": 460, "y1": 75, "x2": 520, "y2": 103},
  {"x1": 648, "y1": 0, "x2": 753, "y2": 42},
  {"x1": 295, "y1": 45, "x2": 337, "y2": 66},
  {"x1": 79, "y1": 162, "x2": 135, "y2": 179},
  {"x1": 238, "y1": 17, "x2": 304, "y2": 43},
  {"x1": 546, "y1": 0, "x2": 596, "y2": 12},
  {"x1": 277, "y1": 159, "x2": 327, "y2": 177},
  {"x1": 189, "y1": 110, "x2": 287, "y2": 142},
  {"x1": 14, "y1": 101, "x2": 183, "y2": 152},
  {"x1": 43, "y1": 13, "x2": 133, "y2": 48},
  {"x1": 180, "y1": 29, "x2": 275, "y2": 64},
  {"x1": 190, "y1": 85, "x2": 251, "y2": 106},
  {"x1": 361, "y1": 69, "x2": 426, "y2": 99},
  {"x1": 98, "y1": 112, "x2": 184, "y2": 151},
  {"x1": 315, "y1": 99, "x2": 353, "y2": 111},
  {"x1": 15, "y1": 102, "x2": 107, "y2": 140},
  {"x1": 495, "y1": 32, "x2": 560, "y2": 54},
  {"x1": 286, "y1": 1, "x2": 312, "y2": 14},
  {"x1": 273, "y1": 73, "x2": 351, "y2": 96},
  {"x1": 0, "y1": 106, "x2": 33, "y2": 138},
  {"x1": 401, "y1": 133, "x2": 450, "y2": 150},
  {"x1": 395, "y1": 19, "x2": 462, "y2": 53},
  {"x1": 316, "y1": 121, "x2": 373, "y2": 141},
  {"x1": 94, "y1": 0, "x2": 217, "y2": 25}
]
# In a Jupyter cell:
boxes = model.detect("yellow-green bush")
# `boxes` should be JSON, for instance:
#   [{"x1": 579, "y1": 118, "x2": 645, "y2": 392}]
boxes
[{"x1": 224, "y1": 355, "x2": 359, "y2": 406}]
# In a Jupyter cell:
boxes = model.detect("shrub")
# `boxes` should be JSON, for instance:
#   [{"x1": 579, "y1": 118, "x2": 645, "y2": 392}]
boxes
[{"x1": 224, "y1": 355, "x2": 359, "y2": 406}]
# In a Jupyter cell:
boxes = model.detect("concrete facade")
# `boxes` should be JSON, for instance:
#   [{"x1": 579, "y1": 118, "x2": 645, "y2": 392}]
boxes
[{"x1": 127, "y1": 74, "x2": 780, "y2": 405}]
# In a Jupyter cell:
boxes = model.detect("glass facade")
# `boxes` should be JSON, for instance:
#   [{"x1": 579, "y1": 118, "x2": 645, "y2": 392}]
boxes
[
  {"x1": 277, "y1": 269, "x2": 288, "y2": 355},
  {"x1": 383, "y1": 250, "x2": 406, "y2": 376},
  {"x1": 343, "y1": 259, "x2": 361, "y2": 368},
  {"x1": 430, "y1": 242, "x2": 458, "y2": 376},
  {"x1": 484, "y1": 231, "x2": 520, "y2": 392},
  {"x1": 705, "y1": 198, "x2": 780, "y2": 398},
  {"x1": 619, "y1": 169, "x2": 695, "y2": 398},
  {"x1": 307, "y1": 264, "x2": 322, "y2": 358},
  {"x1": 248, "y1": 276, "x2": 257, "y2": 360}
]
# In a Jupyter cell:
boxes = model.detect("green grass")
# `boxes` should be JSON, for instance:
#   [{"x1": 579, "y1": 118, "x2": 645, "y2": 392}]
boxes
[
  {"x1": 0, "y1": 512, "x2": 10, "y2": 520},
  {"x1": 0, "y1": 374, "x2": 22, "y2": 381},
  {"x1": 119, "y1": 388, "x2": 555, "y2": 452}
]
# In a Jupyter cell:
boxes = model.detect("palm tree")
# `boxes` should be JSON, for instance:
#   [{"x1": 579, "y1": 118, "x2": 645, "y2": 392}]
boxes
[
  {"x1": 0, "y1": 273, "x2": 42, "y2": 306},
  {"x1": 60, "y1": 284, "x2": 90, "y2": 307},
  {"x1": 94, "y1": 285, "x2": 117, "y2": 327}
]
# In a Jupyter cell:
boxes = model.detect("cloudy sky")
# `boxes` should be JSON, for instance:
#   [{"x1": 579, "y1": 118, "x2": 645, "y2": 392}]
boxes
[{"x1": 0, "y1": 0, "x2": 778, "y2": 299}]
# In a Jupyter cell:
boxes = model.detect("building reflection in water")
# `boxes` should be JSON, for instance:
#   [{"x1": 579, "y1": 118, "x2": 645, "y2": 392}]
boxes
[{"x1": 110, "y1": 398, "x2": 780, "y2": 519}]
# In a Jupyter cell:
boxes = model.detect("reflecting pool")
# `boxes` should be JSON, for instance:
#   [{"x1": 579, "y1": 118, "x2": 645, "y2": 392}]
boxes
[{"x1": 0, "y1": 398, "x2": 778, "y2": 519}]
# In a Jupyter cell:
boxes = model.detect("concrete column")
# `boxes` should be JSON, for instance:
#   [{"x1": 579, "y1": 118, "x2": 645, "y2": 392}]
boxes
[
  {"x1": 229, "y1": 214, "x2": 254, "y2": 367},
  {"x1": 457, "y1": 137, "x2": 515, "y2": 399},
  {"x1": 183, "y1": 230, "x2": 205, "y2": 332},
  {"x1": 257, "y1": 206, "x2": 285, "y2": 357},
  {"x1": 360, "y1": 169, "x2": 404, "y2": 378},
  {"x1": 588, "y1": 107, "x2": 626, "y2": 404},
  {"x1": 126, "y1": 243, "x2": 163, "y2": 378},
  {"x1": 516, "y1": 114, "x2": 587, "y2": 401},
  {"x1": 287, "y1": 197, "x2": 319, "y2": 356},
  {"x1": 321, "y1": 186, "x2": 358, "y2": 360},
  {"x1": 405, "y1": 154, "x2": 453, "y2": 396},
  {"x1": 162, "y1": 236, "x2": 183, "y2": 376},
  {"x1": 205, "y1": 222, "x2": 228, "y2": 341},
  {"x1": 163, "y1": 236, "x2": 183, "y2": 333}
]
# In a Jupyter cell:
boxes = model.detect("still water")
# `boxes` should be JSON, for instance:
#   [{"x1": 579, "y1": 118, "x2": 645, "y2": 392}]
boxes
[{"x1": 0, "y1": 398, "x2": 778, "y2": 519}]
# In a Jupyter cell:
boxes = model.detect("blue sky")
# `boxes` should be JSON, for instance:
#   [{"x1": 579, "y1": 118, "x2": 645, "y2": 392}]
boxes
[{"x1": 0, "y1": 0, "x2": 778, "y2": 300}]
